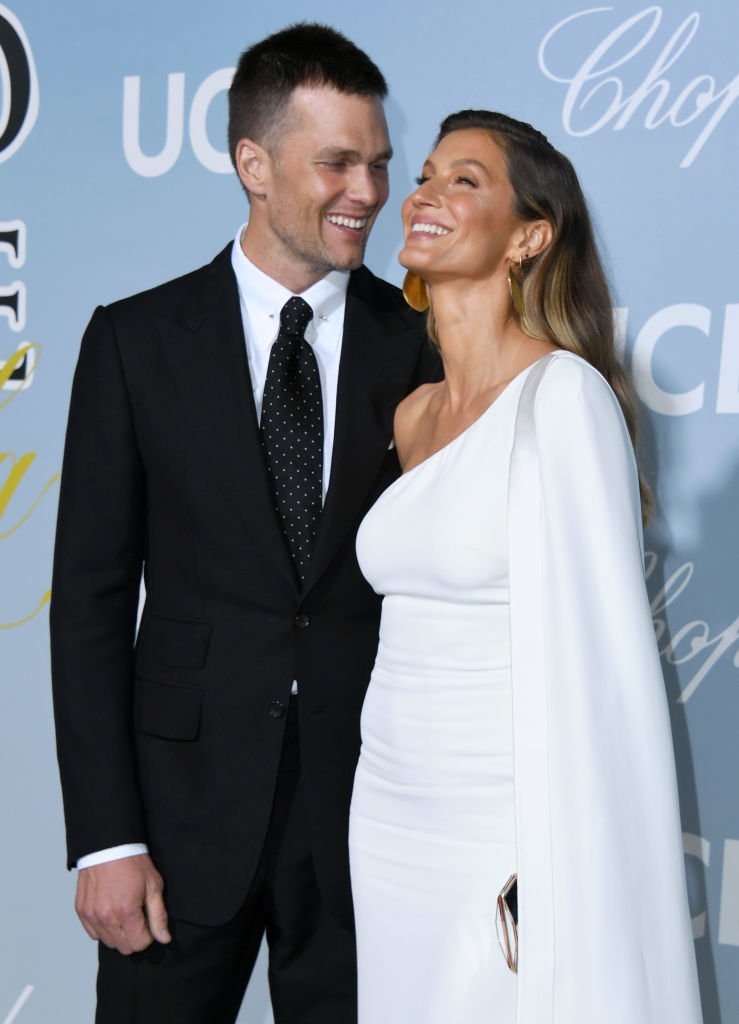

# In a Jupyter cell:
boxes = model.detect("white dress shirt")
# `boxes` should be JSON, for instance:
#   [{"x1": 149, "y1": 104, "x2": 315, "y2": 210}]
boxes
[
  {"x1": 231, "y1": 225, "x2": 348, "y2": 500},
  {"x1": 76, "y1": 229, "x2": 349, "y2": 870}
]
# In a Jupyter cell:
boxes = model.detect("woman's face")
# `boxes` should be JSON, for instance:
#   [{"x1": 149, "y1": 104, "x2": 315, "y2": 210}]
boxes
[{"x1": 399, "y1": 128, "x2": 524, "y2": 284}]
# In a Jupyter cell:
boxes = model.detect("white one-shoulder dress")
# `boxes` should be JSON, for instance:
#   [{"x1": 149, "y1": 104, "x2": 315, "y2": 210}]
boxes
[
  {"x1": 349, "y1": 368, "x2": 533, "y2": 1023},
  {"x1": 349, "y1": 353, "x2": 703, "y2": 1024}
]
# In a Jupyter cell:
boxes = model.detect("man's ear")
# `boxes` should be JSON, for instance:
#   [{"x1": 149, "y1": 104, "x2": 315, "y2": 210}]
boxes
[{"x1": 234, "y1": 138, "x2": 270, "y2": 200}]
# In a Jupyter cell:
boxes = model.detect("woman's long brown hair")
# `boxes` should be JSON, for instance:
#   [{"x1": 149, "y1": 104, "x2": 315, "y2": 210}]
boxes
[{"x1": 430, "y1": 110, "x2": 653, "y2": 523}]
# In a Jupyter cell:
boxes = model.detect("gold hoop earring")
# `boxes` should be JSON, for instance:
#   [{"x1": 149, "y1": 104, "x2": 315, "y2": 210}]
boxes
[
  {"x1": 402, "y1": 271, "x2": 429, "y2": 313},
  {"x1": 507, "y1": 263, "x2": 524, "y2": 319}
]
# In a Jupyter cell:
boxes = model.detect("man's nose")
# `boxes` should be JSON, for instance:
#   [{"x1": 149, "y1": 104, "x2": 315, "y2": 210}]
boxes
[{"x1": 346, "y1": 165, "x2": 384, "y2": 207}]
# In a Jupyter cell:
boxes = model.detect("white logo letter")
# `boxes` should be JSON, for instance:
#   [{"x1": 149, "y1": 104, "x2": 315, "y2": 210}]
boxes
[
  {"x1": 719, "y1": 839, "x2": 739, "y2": 946},
  {"x1": 632, "y1": 304, "x2": 708, "y2": 415},
  {"x1": 717, "y1": 305, "x2": 739, "y2": 414},
  {"x1": 123, "y1": 73, "x2": 185, "y2": 178},
  {"x1": 189, "y1": 67, "x2": 232, "y2": 174}
]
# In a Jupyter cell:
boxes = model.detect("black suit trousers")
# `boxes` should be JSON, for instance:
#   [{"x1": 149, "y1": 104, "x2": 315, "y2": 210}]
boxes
[{"x1": 96, "y1": 697, "x2": 357, "y2": 1024}]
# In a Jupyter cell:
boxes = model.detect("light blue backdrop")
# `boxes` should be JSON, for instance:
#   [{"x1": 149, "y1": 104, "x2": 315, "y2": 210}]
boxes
[{"x1": 2, "y1": 2, "x2": 737, "y2": 1021}]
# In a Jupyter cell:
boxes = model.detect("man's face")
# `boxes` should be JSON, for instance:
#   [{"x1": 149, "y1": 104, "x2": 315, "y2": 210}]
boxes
[{"x1": 243, "y1": 86, "x2": 391, "y2": 290}]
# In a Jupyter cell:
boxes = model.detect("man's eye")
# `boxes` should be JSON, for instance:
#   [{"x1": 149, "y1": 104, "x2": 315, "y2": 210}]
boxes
[
  {"x1": 322, "y1": 161, "x2": 346, "y2": 170},
  {"x1": 372, "y1": 163, "x2": 389, "y2": 173}
]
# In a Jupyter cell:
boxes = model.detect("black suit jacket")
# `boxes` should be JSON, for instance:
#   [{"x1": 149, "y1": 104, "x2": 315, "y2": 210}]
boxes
[{"x1": 50, "y1": 244, "x2": 440, "y2": 928}]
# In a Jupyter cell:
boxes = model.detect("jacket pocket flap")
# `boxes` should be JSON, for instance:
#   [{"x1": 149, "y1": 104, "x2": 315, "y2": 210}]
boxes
[{"x1": 134, "y1": 677, "x2": 203, "y2": 741}]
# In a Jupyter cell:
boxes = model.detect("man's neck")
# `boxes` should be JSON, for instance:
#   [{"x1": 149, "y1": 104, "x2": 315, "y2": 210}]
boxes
[{"x1": 240, "y1": 232, "x2": 329, "y2": 296}]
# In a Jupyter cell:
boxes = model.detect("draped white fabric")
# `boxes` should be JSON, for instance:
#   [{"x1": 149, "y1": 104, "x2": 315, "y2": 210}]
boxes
[{"x1": 509, "y1": 353, "x2": 702, "y2": 1023}]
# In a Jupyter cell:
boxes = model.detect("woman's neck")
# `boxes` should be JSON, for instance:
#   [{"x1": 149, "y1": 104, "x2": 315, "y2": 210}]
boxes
[{"x1": 429, "y1": 278, "x2": 537, "y2": 410}]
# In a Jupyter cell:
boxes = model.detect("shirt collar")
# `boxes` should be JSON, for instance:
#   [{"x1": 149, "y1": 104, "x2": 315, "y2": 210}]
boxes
[{"x1": 231, "y1": 225, "x2": 349, "y2": 348}]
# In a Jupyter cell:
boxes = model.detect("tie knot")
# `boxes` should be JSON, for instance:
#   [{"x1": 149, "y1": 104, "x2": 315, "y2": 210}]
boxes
[{"x1": 280, "y1": 296, "x2": 313, "y2": 337}]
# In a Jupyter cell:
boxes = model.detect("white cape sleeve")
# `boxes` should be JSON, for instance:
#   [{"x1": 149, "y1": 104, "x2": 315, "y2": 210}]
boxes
[{"x1": 507, "y1": 352, "x2": 702, "y2": 1023}]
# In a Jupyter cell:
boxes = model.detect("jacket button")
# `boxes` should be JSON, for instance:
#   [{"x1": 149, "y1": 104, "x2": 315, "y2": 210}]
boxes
[
  {"x1": 295, "y1": 613, "x2": 311, "y2": 629},
  {"x1": 268, "y1": 701, "x2": 286, "y2": 719}
]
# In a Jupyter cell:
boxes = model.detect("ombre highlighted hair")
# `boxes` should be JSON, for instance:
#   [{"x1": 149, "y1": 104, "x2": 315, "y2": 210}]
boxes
[{"x1": 432, "y1": 109, "x2": 653, "y2": 522}]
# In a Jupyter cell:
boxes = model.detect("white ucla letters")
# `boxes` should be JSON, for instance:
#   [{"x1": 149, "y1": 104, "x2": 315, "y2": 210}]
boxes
[
  {"x1": 683, "y1": 834, "x2": 739, "y2": 949},
  {"x1": 719, "y1": 840, "x2": 739, "y2": 946},
  {"x1": 123, "y1": 68, "x2": 233, "y2": 176},
  {"x1": 618, "y1": 304, "x2": 739, "y2": 415}
]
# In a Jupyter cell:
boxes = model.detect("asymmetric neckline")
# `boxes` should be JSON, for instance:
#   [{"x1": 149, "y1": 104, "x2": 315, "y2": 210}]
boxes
[{"x1": 399, "y1": 354, "x2": 552, "y2": 479}]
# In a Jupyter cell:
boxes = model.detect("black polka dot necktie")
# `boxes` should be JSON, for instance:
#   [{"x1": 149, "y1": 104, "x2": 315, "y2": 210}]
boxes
[{"x1": 260, "y1": 296, "x2": 323, "y2": 583}]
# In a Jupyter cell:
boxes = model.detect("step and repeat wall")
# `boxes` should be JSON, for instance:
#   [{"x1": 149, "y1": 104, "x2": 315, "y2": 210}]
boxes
[{"x1": 2, "y1": 1, "x2": 737, "y2": 1021}]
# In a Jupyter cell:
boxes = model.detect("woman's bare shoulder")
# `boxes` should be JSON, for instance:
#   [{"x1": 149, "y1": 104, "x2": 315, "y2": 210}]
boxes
[{"x1": 394, "y1": 382, "x2": 441, "y2": 438}]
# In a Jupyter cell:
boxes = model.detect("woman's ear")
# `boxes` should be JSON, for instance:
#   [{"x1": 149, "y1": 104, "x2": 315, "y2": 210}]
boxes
[
  {"x1": 524, "y1": 220, "x2": 553, "y2": 259},
  {"x1": 234, "y1": 138, "x2": 270, "y2": 201}
]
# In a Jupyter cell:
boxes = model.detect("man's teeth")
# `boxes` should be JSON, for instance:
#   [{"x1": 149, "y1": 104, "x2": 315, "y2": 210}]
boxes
[
  {"x1": 327, "y1": 215, "x2": 367, "y2": 229},
  {"x1": 412, "y1": 223, "x2": 450, "y2": 236}
]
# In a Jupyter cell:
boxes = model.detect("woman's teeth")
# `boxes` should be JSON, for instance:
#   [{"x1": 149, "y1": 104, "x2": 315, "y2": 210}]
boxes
[{"x1": 411, "y1": 223, "x2": 449, "y2": 236}]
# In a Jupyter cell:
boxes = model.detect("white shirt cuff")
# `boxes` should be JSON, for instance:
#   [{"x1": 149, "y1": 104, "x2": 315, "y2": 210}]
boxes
[{"x1": 76, "y1": 843, "x2": 149, "y2": 869}]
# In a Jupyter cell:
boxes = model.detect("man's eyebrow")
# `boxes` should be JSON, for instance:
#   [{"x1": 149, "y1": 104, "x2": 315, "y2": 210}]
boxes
[{"x1": 316, "y1": 147, "x2": 394, "y2": 163}]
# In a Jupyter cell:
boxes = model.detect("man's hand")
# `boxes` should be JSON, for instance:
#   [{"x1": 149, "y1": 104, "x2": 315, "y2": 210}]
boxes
[{"x1": 75, "y1": 853, "x2": 172, "y2": 954}]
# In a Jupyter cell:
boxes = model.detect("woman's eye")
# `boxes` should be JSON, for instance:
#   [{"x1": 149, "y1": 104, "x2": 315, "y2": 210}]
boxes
[
  {"x1": 415, "y1": 175, "x2": 429, "y2": 186},
  {"x1": 454, "y1": 175, "x2": 476, "y2": 187}
]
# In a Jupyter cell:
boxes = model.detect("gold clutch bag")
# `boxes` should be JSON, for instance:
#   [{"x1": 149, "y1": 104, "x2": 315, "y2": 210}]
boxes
[{"x1": 495, "y1": 873, "x2": 518, "y2": 973}]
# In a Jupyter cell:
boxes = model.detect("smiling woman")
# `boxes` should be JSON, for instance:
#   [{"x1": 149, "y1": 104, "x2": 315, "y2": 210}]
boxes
[
  {"x1": 400, "y1": 110, "x2": 652, "y2": 518},
  {"x1": 348, "y1": 110, "x2": 702, "y2": 1024}
]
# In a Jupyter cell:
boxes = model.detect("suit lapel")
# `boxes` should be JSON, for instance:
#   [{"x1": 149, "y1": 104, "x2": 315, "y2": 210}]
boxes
[
  {"x1": 158, "y1": 246, "x2": 298, "y2": 592},
  {"x1": 302, "y1": 267, "x2": 419, "y2": 595}
]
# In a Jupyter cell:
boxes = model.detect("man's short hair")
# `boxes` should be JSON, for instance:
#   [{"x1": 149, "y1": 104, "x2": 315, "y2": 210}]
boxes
[{"x1": 227, "y1": 22, "x2": 388, "y2": 167}]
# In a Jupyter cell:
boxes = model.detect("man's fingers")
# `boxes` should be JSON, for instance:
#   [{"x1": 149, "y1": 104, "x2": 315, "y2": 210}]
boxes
[
  {"x1": 120, "y1": 908, "x2": 155, "y2": 953},
  {"x1": 98, "y1": 928, "x2": 135, "y2": 955},
  {"x1": 79, "y1": 917, "x2": 100, "y2": 942},
  {"x1": 144, "y1": 878, "x2": 171, "y2": 944},
  {"x1": 100, "y1": 906, "x2": 155, "y2": 954},
  {"x1": 74, "y1": 854, "x2": 164, "y2": 955}
]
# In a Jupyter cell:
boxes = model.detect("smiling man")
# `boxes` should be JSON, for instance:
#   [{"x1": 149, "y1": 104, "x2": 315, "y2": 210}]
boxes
[
  {"x1": 236, "y1": 83, "x2": 392, "y2": 290},
  {"x1": 50, "y1": 22, "x2": 439, "y2": 1024}
]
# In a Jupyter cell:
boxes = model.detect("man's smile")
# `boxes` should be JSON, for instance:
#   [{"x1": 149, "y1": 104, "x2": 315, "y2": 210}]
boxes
[{"x1": 326, "y1": 214, "x2": 369, "y2": 231}]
